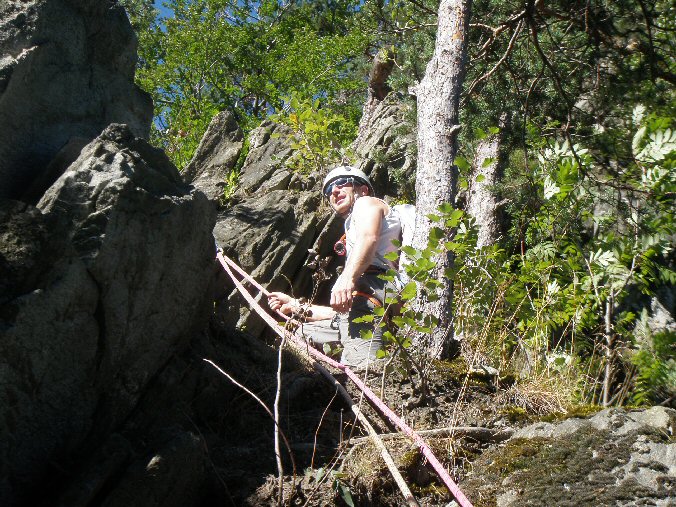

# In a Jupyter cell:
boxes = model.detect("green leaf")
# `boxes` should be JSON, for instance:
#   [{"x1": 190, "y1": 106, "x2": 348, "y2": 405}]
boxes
[
  {"x1": 338, "y1": 484, "x2": 355, "y2": 507},
  {"x1": 384, "y1": 251, "x2": 400, "y2": 261},
  {"x1": 543, "y1": 175, "x2": 561, "y2": 200},
  {"x1": 438, "y1": 202, "x2": 454, "y2": 214},
  {"x1": 454, "y1": 156, "x2": 471, "y2": 171},
  {"x1": 401, "y1": 281, "x2": 417, "y2": 300},
  {"x1": 481, "y1": 157, "x2": 495, "y2": 168},
  {"x1": 383, "y1": 331, "x2": 396, "y2": 342},
  {"x1": 402, "y1": 245, "x2": 417, "y2": 257},
  {"x1": 352, "y1": 315, "x2": 374, "y2": 323},
  {"x1": 475, "y1": 173, "x2": 486, "y2": 182},
  {"x1": 445, "y1": 209, "x2": 464, "y2": 228},
  {"x1": 429, "y1": 226, "x2": 445, "y2": 242},
  {"x1": 392, "y1": 316, "x2": 406, "y2": 327}
]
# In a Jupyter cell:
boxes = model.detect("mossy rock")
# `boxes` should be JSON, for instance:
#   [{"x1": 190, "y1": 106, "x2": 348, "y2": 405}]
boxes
[{"x1": 461, "y1": 420, "x2": 674, "y2": 507}]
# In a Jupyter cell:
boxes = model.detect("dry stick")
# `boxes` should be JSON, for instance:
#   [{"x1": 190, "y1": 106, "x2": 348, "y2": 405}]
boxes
[
  {"x1": 311, "y1": 388, "x2": 339, "y2": 469},
  {"x1": 274, "y1": 331, "x2": 287, "y2": 506},
  {"x1": 313, "y1": 361, "x2": 420, "y2": 507},
  {"x1": 203, "y1": 359, "x2": 297, "y2": 478},
  {"x1": 351, "y1": 426, "x2": 514, "y2": 445}
]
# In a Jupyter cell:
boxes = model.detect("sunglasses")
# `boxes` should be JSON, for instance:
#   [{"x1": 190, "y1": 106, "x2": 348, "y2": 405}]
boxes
[{"x1": 323, "y1": 177, "x2": 355, "y2": 198}]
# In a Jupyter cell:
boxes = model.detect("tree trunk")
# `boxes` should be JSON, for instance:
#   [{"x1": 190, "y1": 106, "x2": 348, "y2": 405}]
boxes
[
  {"x1": 412, "y1": 0, "x2": 472, "y2": 359},
  {"x1": 466, "y1": 114, "x2": 508, "y2": 247}
]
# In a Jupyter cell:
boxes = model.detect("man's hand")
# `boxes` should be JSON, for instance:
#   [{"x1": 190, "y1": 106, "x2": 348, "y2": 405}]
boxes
[
  {"x1": 331, "y1": 274, "x2": 355, "y2": 313},
  {"x1": 268, "y1": 291, "x2": 296, "y2": 315}
]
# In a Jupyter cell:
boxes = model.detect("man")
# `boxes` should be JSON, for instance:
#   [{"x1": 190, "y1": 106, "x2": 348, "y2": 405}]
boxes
[{"x1": 268, "y1": 166, "x2": 401, "y2": 368}]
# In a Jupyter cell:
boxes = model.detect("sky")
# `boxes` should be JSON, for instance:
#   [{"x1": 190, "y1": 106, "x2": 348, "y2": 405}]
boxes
[{"x1": 153, "y1": 0, "x2": 173, "y2": 19}]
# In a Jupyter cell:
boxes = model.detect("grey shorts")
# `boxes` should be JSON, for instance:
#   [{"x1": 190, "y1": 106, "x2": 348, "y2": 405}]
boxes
[{"x1": 300, "y1": 272, "x2": 393, "y2": 368}]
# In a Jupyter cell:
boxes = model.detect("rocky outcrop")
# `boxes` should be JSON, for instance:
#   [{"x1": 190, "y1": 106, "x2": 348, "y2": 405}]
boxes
[
  {"x1": 182, "y1": 110, "x2": 244, "y2": 201},
  {"x1": 352, "y1": 93, "x2": 417, "y2": 200},
  {"x1": 0, "y1": 0, "x2": 153, "y2": 200},
  {"x1": 0, "y1": 124, "x2": 216, "y2": 506},
  {"x1": 462, "y1": 407, "x2": 676, "y2": 506}
]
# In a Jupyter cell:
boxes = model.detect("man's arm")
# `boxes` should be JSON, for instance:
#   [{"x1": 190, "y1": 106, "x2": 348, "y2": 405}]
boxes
[
  {"x1": 268, "y1": 291, "x2": 336, "y2": 321},
  {"x1": 330, "y1": 197, "x2": 385, "y2": 313}
]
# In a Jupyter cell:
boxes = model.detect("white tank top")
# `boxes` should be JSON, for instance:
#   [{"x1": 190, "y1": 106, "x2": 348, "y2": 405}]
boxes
[{"x1": 344, "y1": 197, "x2": 402, "y2": 271}]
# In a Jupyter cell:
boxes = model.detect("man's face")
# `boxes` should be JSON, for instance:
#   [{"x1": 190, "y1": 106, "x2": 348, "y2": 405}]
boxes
[{"x1": 327, "y1": 180, "x2": 367, "y2": 217}]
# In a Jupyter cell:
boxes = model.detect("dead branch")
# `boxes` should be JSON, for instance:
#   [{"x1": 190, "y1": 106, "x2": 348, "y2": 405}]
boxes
[
  {"x1": 203, "y1": 359, "x2": 297, "y2": 479},
  {"x1": 351, "y1": 426, "x2": 514, "y2": 445},
  {"x1": 463, "y1": 19, "x2": 524, "y2": 104}
]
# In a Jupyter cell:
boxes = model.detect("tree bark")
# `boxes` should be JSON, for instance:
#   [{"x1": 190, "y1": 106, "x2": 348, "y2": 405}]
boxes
[
  {"x1": 466, "y1": 114, "x2": 508, "y2": 247},
  {"x1": 412, "y1": 0, "x2": 472, "y2": 359}
]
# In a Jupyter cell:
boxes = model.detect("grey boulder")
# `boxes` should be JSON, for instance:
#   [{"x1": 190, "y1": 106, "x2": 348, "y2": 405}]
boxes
[
  {"x1": 0, "y1": 124, "x2": 216, "y2": 506},
  {"x1": 0, "y1": 0, "x2": 153, "y2": 199}
]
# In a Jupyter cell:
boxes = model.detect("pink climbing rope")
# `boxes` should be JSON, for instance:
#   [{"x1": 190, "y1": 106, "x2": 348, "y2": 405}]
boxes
[
  {"x1": 216, "y1": 252, "x2": 474, "y2": 507},
  {"x1": 219, "y1": 252, "x2": 289, "y2": 322}
]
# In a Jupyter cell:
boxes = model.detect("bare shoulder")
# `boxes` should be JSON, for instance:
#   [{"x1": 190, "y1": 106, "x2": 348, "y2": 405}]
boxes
[{"x1": 353, "y1": 196, "x2": 389, "y2": 215}]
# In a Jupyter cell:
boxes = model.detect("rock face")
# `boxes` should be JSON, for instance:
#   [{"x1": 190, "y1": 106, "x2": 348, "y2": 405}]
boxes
[
  {"x1": 462, "y1": 407, "x2": 676, "y2": 507},
  {"x1": 182, "y1": 110, "x2": 244, "y2": 201},
  {"x1": 352, "y1": 93, "x2": 417, "y2": 200},
  {"x1": 0, "y1": 0, "x2": 153, "y2": 200},
  {"x1": 0, "y1": 124, "x2": 216, "y2": 506}
]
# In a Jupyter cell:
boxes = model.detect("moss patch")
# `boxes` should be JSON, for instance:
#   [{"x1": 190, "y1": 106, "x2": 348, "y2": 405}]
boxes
[
  {"x1": 540, "y1": 404, "x2": 604, "y2": 422},
  {"x1": 461, "y1": 424, "x2": 672, "y2": 507},
  {"x1": 431, "y1": 357, "x2": 470, "y2": 381},
  {"x1": 499, "y1": 405, "x2": 533, "y2": 424}
]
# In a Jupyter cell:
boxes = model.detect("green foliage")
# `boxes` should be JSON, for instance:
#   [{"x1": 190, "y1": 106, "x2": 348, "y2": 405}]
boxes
[
  {"x1": 630, "y1": 317, "x2": 676, "y2": 406},
  {"x1": 307, "y1": 467, "x2": 355, "y2": 506},
  {"x1": 271, "y1": 94, "x2": 356, "y2": 174},
  {"x1": 130, "y1": 0, "x2": 371, "y2": 168},
  {"x1": 460, "y1": 111, "x2": 674, "y2": 405}
]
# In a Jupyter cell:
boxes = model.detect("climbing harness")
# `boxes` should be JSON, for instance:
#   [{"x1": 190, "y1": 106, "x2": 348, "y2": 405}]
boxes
[{"x1": 216, "y1": 251, "x2": 474, "y2": 507}]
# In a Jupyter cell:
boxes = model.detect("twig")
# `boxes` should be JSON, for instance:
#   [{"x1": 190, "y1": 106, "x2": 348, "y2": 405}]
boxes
[
  {"x1": 314, "y1": 362, "x2": 420, "y2": 507},
  {"x1": 312, "y1": 388, "x2": 339, "y2": 469},
  {"x1": 351, "y1": 426, "x2": 514, "y2": 445},
  {"x1": 202, "y1": 359, "x2": 297, "y2": 478},
  {"x1": 462, "y1": 20, "x2": 524, "y2": 104},
  {"x1": 274, "y1": 331, "x2": 287, "y2": 506}
]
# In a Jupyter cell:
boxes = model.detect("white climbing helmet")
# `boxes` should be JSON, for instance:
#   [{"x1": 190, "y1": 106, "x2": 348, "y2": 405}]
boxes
[{"x1": 322, "y1": 165, "x2": 374, "y2": 198}]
